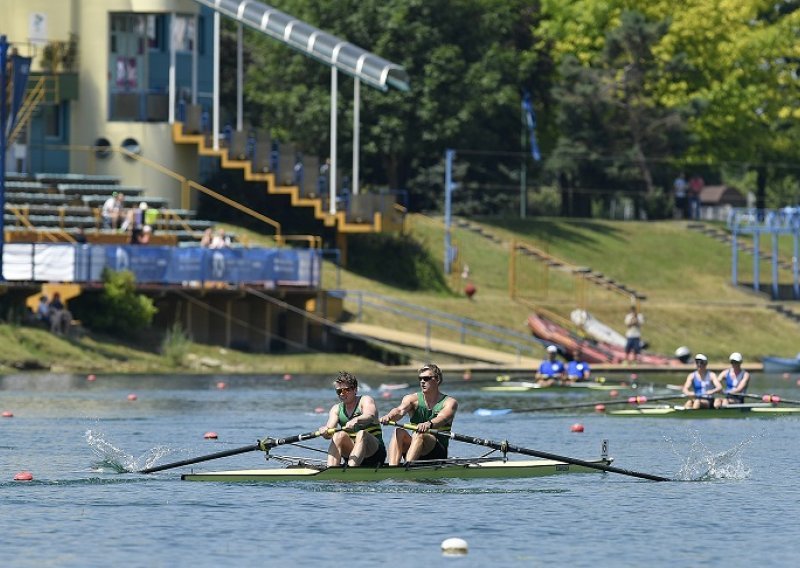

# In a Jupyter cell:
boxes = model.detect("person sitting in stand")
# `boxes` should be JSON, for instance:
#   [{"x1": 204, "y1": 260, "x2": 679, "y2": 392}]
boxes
[
  {"x1": 379, "y1": 363, "x2": 458, "y2": 465},
  {"x1": 714, "y1": 352, "x2": 751, "y2": 408},
  {"x1": 318, "y1": 371, "x2": 386, "y2": 468},
  {"x1": 535, "y1": 345, "x2": 566, "y2": 386},
  {"x1": 566, "y1": 359, "x2": 591, "y2": 382},
  {"x1": 36, "y1": 295, "x2": 50, "y2": 324},
  {"x1": 681, "y1": 353, "x2": 722, "y2": 409}
]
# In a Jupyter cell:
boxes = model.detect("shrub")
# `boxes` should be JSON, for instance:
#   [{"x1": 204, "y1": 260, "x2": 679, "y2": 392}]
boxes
[
  {"x1": 82, "y1": 269, "x2": 157, "y2": 335},
  {"x1": 161, "y1": 323, "x2": 190, "y2": 366}
]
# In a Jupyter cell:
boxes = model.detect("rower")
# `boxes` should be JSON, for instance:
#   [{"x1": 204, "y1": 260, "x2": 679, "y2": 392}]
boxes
[
  {"x1": 566, "y1": 359, "x2": 591, "y2": 383},
  {"x1": 318, "y1": 371, "x2": 386, "y2": 467},
  {"x1": 681, "y1": 353, "x2": 722, "y2": 409},
  {"x1": 715, "y1": 352, "x2": 751, "y2": 408},
  {"x1": 535, "y1": 345, "x2": 566, "y2": 387},
  {"x1": 379, "y1": 363, "x2": 458, "y2": 465}
]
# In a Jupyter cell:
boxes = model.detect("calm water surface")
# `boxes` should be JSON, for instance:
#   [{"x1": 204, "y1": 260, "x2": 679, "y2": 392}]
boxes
[{"x1": 1, "y1": 372, "x2": 799, "y2": 567}]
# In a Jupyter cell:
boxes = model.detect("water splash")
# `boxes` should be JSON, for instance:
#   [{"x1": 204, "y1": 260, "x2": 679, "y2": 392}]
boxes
[
  {"x1": 85, "y1": 430, "x2": 173, "y2": 474},
  {"x1": 666, "y1": 430, "x2": 753, "y2": 481}
]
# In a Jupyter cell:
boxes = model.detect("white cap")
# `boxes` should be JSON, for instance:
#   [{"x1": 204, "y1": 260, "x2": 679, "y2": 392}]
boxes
[
  {"x1": 546, "y1": 345, "x2": 558, "y2": 353},
  {"x1": 139, "y1": 201, "x2": 148, "y2": 210},
  {"x1": 695, "y1": 353, "x2": 708, "y2": 362},
  {"x1": 729, "y1": 352, "x2": 743, "y2": 363},
  {"x1": 675, "y1": 346, "x2": 690, "y2": 358}
]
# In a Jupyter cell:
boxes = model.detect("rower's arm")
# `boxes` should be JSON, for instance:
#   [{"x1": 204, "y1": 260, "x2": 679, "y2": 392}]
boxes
[
  {"x1": 730, "y1": 371, "x2": 751, "y2": 394},
  {"x1": 430, "y1": 398, "x2": 459, "y2": 428},
  {"x1": 708, "y1": 372, "x2": 723, "y2": 395},
  {"x1": 347, "y1": 396, "x2": 377, "y2": 429},
  {"x1": 681, "y1": 374, "x2": 694, "y2": 396},
  {"x1": 380, "y1": 394, "x2": 415, "y2": 424}
]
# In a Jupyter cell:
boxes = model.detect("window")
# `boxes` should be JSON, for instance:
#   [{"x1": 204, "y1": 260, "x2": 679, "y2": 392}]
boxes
[{"x1": 173, "y1": 14, "x2": 195, "y2": 53}]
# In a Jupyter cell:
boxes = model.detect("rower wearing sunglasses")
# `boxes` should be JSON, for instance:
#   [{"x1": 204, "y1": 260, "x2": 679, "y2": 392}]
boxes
[
  {"x1": 318, "y1": 371, "x2": 386, "y2": 467},
  {"x1": 379, "y1": 363, "x2": 459, "y2": 465}
]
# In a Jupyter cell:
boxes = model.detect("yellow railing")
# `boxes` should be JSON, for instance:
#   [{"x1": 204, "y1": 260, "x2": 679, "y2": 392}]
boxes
[{"x1": 8, "y1": 76, "x2": 47, "y2": 146}]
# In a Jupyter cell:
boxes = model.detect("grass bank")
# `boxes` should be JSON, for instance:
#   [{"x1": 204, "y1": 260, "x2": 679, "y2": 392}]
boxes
[{"x1": 2, "y1": 215, "x2": 799, "y2": 373}]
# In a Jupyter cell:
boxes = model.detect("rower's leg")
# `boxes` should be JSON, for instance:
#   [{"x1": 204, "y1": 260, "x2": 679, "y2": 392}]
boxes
[
  {"x1": 405, "y1": 432, "x2": 437, "y2": 462},
  {"x1": 348, "y1": 431, "x2": 378, "y2": 467},
  {"x1": 387, "y1": 429, "x2": 411, "y2": 466},
  {"x1": 327, "y1": 431, "x2": 353, "y2": 466}
]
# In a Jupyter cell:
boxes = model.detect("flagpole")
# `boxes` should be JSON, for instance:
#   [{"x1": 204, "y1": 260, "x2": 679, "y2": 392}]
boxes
[
  {"x1": 520, "y1": 96, "x2": 527, "y2": 220},
  {"x1": 1, "y1": 35, "x2": 8, "y2": 281}
]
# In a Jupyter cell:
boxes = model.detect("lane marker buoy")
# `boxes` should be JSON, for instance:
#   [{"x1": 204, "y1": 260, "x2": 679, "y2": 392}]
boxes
[
  {"x1": 14, "y1": 471, "x2": 33, "y2": 481},
  {"x1": 216, "y1": 381, "x2": 227, "y2": 389},
  {"x1": 594, "y1": 404, "x2": 605, "y2": 412},
  {"x1": 87, "y1": 374, "x2": 96, "y2": 382},
  {"x1": 441, "y1": 537, "x2": 468, "y2": 556},
  {"x1": 127, "y1": 393, "x2": 138, "y2": 401},
  {"x1": 2, "y1": 410, "x2": 13, "y2": 418},
  {"x1": 204, "y1": 432, "x2": 218, "y2": 439}
]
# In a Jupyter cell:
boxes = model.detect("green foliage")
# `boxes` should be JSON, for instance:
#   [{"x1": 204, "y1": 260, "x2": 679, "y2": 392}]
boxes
[
  {"x1": 82, "y1": 270, "x2": 157, "y2": 336},
  {"x1": 346, "y1": 234, "x2": 450, "y2": 292},
  {"x1": 161, "y1": 323, "x2": 190, "y2": 367}
]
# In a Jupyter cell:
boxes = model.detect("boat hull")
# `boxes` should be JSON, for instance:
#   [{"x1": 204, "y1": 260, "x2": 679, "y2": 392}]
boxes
[
  {"x1": 180, "y1": 458, "x2": 612, "y2": 482},
  {"x1": 761, "y1": 356, "x2": 800, "y2": 374},
  {"x1": 607, "y1": 404, "x2": 800, "y2": 418}
]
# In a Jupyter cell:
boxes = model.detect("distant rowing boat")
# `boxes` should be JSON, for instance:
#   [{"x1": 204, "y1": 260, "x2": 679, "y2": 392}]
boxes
[
  {"x1": 180, "y1": 456, "x2": 613, "y2": 482},
  {"x1": 607, "y1": 403, "x2": 800, "y2": 418},
  {"x1": 482, "y1": 381, "x2": 624, "y2": 393},
  {"x1": 761, "y1": 355, "x2": 800, "y2": 374}
]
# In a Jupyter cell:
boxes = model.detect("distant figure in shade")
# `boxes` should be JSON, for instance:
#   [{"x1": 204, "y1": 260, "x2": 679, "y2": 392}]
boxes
[
  {"x1": 681, "y1": 353, "x2": 722, "y2": 409},
  {"x1": 48, "y1": 292, "x2": 71, "y2": 335},
  {"x1": 74, "y1": 227, "x2": 87, "y2": 244},
  {"x1": 36, "y1": 295, "x2": 50, "y2": 323},
  {"x1": 688, "y1": 174, "x2": 704, "y2": 219},
  {"x1": 567, "y1": 359, "x2": 591, "y2": 382},
  {"x1": 200, "y1": 228, "x2": 213, "y2": 247},
  {"x1": 209, "y1": 228, "x2": 231, "y2": 249},
  {"x1": 624, "y1": 305, "x2": 644, "y2": 363},
  {"x1": 673, "y1": 172, "x2": 688, "y2": 219},
  {"x1": 535, "y1": 345, "x2": 566, "y2": 387},
  {"x1": 715, "y1": 352, "x2": 751, "y2": 408}
]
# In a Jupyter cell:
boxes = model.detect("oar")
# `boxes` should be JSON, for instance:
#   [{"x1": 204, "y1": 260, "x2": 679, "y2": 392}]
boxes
[
  {"x1": 474, "y1": 393, "x2": 686, "y2": 416},
  {"x1": 389, "y1": 422, "x2": 670, "y2": 482},
  {"x1": 138, "y1": 429, "x2": 325, "y2": 474},
  {"x1": 729, "y1": 393, "x2": 800, "y2": 406}
]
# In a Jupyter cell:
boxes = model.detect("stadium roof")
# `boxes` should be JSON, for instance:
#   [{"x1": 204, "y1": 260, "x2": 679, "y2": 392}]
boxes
[{"x1": 193, "y1": 0, "x2": 409, "y2": 92}]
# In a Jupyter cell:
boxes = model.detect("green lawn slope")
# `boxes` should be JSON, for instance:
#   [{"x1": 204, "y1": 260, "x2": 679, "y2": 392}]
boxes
[{"x1": 2, "y1": 215, "x2": 798, "y2": 373}]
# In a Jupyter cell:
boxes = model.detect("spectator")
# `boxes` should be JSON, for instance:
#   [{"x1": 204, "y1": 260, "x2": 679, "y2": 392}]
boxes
[
  {"x1": 74, "y1": 227, "x2": 87, "y2": 244},
  {"x1": 36, "y1": 295, "x2": 50, "y2": 323},
  {"x1": 673, "y1": 172, "x2": 687, "y2": 219},
  {"x1": 209, "y1": 228, "x2": 231, "y2": 249},
  {"x1": 624, "y1": 305, "x2": 645, "y2": 363},
  {"x1": 689, "y1": 174, "x2": 704, "y2": 220},
  {"x1": 200, "y1": 228, "x2": 213, "y2": 247},
  {"x1": 131, "y1": 225, "x2": 152, "y2": 245},
  {"x1": 101, "y1": 192, "x2": 125, "y2": 229},
  {"x1": 121, "y1": 201, "x2": 148, "y2": 232},
  {"x1": 49, "y1": 292, "x2": 65, "y2": 334}
]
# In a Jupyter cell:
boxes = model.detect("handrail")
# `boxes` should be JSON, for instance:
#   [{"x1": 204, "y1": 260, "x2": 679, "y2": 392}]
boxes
[
  {"x1": 9, "y1": 76, "x2": 46, "y2": 145},
  {"x1": 331, "y1": 289, "x2": 546, "y2": 356}
]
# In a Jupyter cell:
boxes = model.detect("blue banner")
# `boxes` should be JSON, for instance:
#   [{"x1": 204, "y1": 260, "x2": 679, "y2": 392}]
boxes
[
  {"x1": 6, "y1": 54, "x2": 32, "y2": 137},
  {"x1": 522, "y1": 91, "x2": 541, "y2": 162}
]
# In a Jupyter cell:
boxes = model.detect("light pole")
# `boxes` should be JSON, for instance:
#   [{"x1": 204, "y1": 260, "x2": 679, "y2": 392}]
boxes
[{"x1": 444, "y1": 148, "x2": 455, "y2": 275}]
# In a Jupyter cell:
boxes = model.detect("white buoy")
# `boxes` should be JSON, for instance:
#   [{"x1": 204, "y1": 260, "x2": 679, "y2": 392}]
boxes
[{"x1": 441, "y1": 537, "x2": 469, "y2": 556}]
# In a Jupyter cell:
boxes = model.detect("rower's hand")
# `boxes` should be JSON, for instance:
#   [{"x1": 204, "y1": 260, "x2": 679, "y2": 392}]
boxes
[
  {"x1": 344, "y1": 418, "x2": 358, "y2": 431},
  {"x1": 318, "y1": 426, "x2": 333, "y2": 439},
  {"x1": 379, "y1": 415, "x2": 390, "y2": 425},
  {"x1": 416, "y1": 420, "x2": 432, "y2": 433}
]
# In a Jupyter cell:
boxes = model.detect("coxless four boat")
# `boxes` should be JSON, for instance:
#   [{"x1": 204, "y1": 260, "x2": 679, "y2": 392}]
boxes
[{"x1": 607, "y1": 403, "x2": 800, "y2": 418}]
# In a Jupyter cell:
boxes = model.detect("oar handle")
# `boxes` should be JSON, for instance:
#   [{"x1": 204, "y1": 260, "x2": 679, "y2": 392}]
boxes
[{"x1": 388, "y1": 421, "x2": 451, "y2": 438}]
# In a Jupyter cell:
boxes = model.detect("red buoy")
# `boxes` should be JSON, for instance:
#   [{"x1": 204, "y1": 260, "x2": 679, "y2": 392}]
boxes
[
  {"x1": 464, "y1": 283, "x2": 476, "y2": 299},
  {"x1": 216, "y1": 381, "x2": 227, "y2": 389},
  {"x1": 630, "y1": 373, "x2": 638, "y2": 380},
  {"x1": 462, "y1": 370, "x2": 472, "y2": 381},
  {"x1": 609, "y1": 390, "x2": 619, "y2": 398},
  {"x1": 14, "y1": 471, "x2": 33, "y2": 481},
  {"x1": 762, "y1": 394, "x2": 771, "y2": 403},
  {"x1": 381, "y1": 391, "x2": 392, "y2": 399},
  {"x1": 283, "y1": 374, "x2": 292, "y2": 381},
  {"x1": 770, "y1": 395, "x2": 781, "y2": 403},
  {"x1": 594, "y1": 404, "x2": 606, "y2": 412},
  {"x1": 314, "y1": 406, "x2": 325, "y2": 414},
  {"x1": 636, "y1": 395, "x2": 648, "y2": 404},
  {"x1": 2, "y1": 411, "x2": 13, "y2": 418},
  {"x1": 570, "y1": 423, "x2": 585, "y2": 433},
  {"x1": 204, "y1": 432, "x2": 218, "y2": 439},
  {"x1": 627, "y1": 396, "x2": 637, "y2": 404},
  {"x1": 87, "y1": 374, "x2": 97, "y2": 382},
  {"x1": 127, "y1": 393, "x2": 138, "y2": 401}
]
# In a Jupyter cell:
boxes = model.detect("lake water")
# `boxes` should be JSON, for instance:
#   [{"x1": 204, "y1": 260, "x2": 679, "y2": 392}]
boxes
[{"x1": 2, "y1": 371, "x2": 799, "y2": 567}]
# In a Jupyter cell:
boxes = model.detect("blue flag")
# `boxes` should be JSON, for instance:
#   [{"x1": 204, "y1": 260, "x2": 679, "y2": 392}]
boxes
[
  {"x1": 5, "y1": 54, "x2": 32, "y2": 137},
  {"x1": 522, "y1": 91, "x2": 541, "y2": 162}
]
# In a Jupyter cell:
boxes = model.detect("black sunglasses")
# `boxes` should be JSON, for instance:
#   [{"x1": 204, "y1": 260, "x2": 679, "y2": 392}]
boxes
[
  {"x1": 335, "y1": 387, "x2": 352, "y2": 395},
  {"x1": 418, "y1": 375, "x2": 435, "y2": 382}
]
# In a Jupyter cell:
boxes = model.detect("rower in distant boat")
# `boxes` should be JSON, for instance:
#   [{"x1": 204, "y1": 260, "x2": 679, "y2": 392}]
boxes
[
  {"x1": 566, "y1": 359, "x2": 591, "y2": 383},
  {"x1": 535, "y1": 345, "x2": 566, "y2": 387},
  {"x1": 318, "y1": 371, "x2": 386, "y2": 467},
  {"x1": 714, "y1": 352, "x2": 751, "y2": 408},
  {"x1": 681, "y1": 353, "x2": 722, "y2": 409},
  {"x1": 379, "y1": 363, "x2": 458, "y2": 465}
]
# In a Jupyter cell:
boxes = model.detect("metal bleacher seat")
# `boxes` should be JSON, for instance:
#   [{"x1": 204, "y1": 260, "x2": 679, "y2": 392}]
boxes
[
  {"x1": 58, "y1": 184, "x2": 143, "y2": 197},
  {"x1": 36, "y1": 173, "x2": 121, "y2": 185}
]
